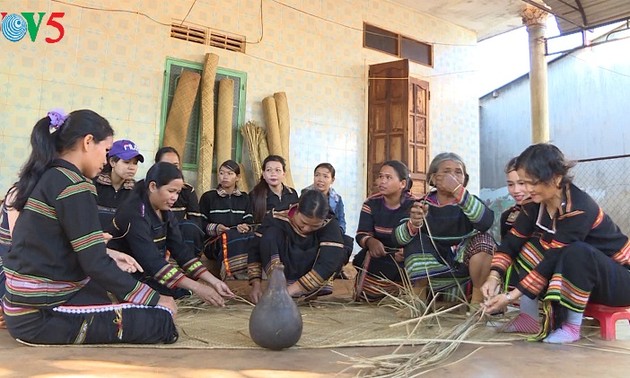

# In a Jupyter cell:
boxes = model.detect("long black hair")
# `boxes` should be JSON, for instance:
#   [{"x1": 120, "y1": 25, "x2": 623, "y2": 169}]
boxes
[
  {"x1": 133, "y1": 162, "x2": 184, "y2": 197},
  {"x1": 250, "y1": 155, "x2": 286, "y2": 223},
  {"x1": 14, "y1": 109, "x2": 114, "y2": 211}
]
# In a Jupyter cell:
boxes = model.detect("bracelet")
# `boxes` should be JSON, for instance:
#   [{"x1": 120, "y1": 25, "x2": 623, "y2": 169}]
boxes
[
  {"x1": 505, "y1": 292, "x2": 512, "y2": 302},
  {"x1": 452, "y1": 184, "x2": 462, "y2": 195},
  {"x1": 488, "y1": 274, "x2": 502, "y2": 283}
]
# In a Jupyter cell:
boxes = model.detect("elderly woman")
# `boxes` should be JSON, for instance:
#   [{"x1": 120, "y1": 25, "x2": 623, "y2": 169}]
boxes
[
  {"x1": 482, "y1": 144, "x2": 630, "y2": 343},
  {"x1": 395, "y1": 152, "x2": 495, "y2": 306}
]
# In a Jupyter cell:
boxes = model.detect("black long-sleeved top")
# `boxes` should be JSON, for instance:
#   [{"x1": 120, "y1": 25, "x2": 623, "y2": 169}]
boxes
[
  {"x1": 107, "y1": 191, "x2": 207, "y2": 290},
  {"x1": 4, "y1": 159, "x2": 158, "y2": 311},
  {"x1": 170, "y1": 183, "x2": 203, "y2": 228},
  {"x1": 248, "y1": 205, "x2": 345, "y2": 291},
  {"x1": 199, "y1": 187, "x2": 253, "y2": 237},
  {"x1": 250, "y1": 184, "x2": 298, "y2": 223},
  {"x1": 356, "y1": 193, "x2": 417, "y2": 251},
  {"x1": 492, "y1": 183, "x2": 630, "y2": 298},
  {"x1": 500, "y1": 204, "x2": 522, "y2": 240},
  {"x1": 95, "y1": 172, "x2": 135, "y2": 231}
]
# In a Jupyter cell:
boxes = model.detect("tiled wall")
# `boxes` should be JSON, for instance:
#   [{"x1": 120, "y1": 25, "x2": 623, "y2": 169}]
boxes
[{"x1": 0, "y1": 0, "x2": 480, "y2": 240}]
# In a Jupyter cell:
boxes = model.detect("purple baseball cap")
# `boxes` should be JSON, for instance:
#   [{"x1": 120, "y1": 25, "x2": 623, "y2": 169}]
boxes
[{"x1": 108, "y1": 139, "x2": 145, "y2": 162}]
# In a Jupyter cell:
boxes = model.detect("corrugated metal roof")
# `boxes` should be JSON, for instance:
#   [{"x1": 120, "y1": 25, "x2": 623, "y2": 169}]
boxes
[{"x1": 542, "y1": 0, "x2": 630, "y2": 34}]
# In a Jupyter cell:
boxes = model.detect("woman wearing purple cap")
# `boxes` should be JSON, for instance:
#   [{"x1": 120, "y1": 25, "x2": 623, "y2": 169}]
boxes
[{"x1": 94, "y1": 139, "x2": 144, "y2": 230}]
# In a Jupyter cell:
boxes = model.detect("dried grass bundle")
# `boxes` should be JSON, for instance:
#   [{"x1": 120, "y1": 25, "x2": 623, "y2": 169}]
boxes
[
  {"x1": 240, "y1": 121, "x2": 266, "y2": 180},
  {"x1": 340, "y1": 312, "x2": 491, "y2": 377}
]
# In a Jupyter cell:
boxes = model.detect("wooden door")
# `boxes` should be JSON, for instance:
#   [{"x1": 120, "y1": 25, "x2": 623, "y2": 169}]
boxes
[
  {"x1": 408, "y1": 77, "x2": 429, "y2": 196},
  {"x1": 367, "y1": 59, "x2": 429, "y2": 196}
]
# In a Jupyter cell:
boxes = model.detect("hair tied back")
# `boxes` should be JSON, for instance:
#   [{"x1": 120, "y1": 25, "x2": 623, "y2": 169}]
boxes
[{"x1": 47, "y1": 108, "x2": 68, "y2": 134}]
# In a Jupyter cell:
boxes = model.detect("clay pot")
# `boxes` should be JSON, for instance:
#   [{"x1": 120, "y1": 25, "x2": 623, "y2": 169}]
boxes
[{"x1": 249, "y1": 264, "x2": 303, "y2": 350}]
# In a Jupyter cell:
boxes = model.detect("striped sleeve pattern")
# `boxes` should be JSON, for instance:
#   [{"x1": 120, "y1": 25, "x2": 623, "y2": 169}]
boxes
[
  {"x1": 457, "y1": 190, "x2": 487, "y2": 224},
  {"x1": 70, "y1": 231, "x2": 105, "y2": 252},
  {"x1": 395, "y1": 220, "x2": 418, "y2": 246},
  {"x1": 154, "y1": 264, "x2": 186, "y2": 288},
  {"x1": 182, "y1": 258, "x2": 208, "y2": 279},
  {"x1": 24, "y1": 198, "x2": 57, "y2": 219},
  {"x1": 123, "y1": 281, "x2": 159, "y2": 305}
]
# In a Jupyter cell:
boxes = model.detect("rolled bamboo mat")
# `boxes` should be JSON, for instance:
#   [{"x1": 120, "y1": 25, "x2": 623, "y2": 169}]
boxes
[
  {"x1": 198, "y1": 53, "x2": 219, "y2": 194},
  {"x1": 273, "y1": 91, "x2": 294, "y2": 187},
  {"x1": 162, "y1": 70, "x2": 201, "y2": 156},
  {"x1": 216, "y1": 78, "x2": 234, "y2": 168},
  {"x1": 262, "y1": 97, "x2": 294, "y2": 184},
  {"x1": 262, "y1": 96, "x2": 282, "y2": 156}
]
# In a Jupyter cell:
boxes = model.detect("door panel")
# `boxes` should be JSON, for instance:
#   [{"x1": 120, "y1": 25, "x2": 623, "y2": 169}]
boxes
[{"x1": 368, "y1": 60, "x2": 429, "y2": 196}]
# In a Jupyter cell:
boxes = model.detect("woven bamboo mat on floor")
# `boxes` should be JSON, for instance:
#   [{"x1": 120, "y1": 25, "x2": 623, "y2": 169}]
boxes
[{"x1": 15, "y1": 298, "x2": 525, "y2": 349}]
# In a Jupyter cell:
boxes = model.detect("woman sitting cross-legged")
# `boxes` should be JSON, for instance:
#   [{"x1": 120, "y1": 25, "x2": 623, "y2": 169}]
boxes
[
  {"x1": 4, "y1": 109, "x2": 177, "y2": 344},
  {"x1": 107, "y1": 162, "x2": 234, "y2": 306},
  {"x1": 247, "y1": 190, "x2": 346, "y2": 303},
  {"x1": 353, "y1": 160, "x2": 418, "y2": 301},
  {"x1": 395, "y1": 152, "x2": 495, "y2": 307},
  {"x1": 199, "y1": 160, "x2": 254, "y2": 280},
  {"x1": 482, "y1": 143, "x2": 630, "y2": 343}
]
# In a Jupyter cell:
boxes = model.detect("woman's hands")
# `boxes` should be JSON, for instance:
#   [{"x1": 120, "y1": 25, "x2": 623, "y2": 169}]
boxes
[
  {"x1": 432, "y1": 173, "x2": 463, "y2": 196},
  {"x1": 106, "y1": 248, "x2": 143, "y2": 274},
  {"x1": 480, "y1": 272, "x2": 522, "y2": 314},
  {"x1": 366, "y1": 237, "x2": 386, "y2": 258},
  {"x1": 409, "y1": 202, "x2": 429, "y2": 228},
  {"x1": 216, "y1": 224, "x2": 230, "y2": 233},
  {"x1": 236, "y1": 223, "x2": 251, "y2": 233},
  {"x1": 249, "y1": 279, "x2": 263, "y2": 304},
  {"x1": 157, "y1": 295, "x2": 178, "y2": 317}
]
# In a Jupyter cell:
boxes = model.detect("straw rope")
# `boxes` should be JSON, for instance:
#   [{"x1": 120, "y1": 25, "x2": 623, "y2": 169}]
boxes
[
  {"x1": 216, "y1": 78, "x2": 234, "y2": 167},
  {"x1": 162, "y1": 70, "x2": 200, "y2": 157},
  {"x1": 198, "y1": 53, "x2": 219, "y2": 194}
]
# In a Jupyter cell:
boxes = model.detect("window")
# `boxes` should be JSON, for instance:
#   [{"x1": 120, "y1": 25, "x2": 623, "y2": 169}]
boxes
[
  {"x1": 363, "y1": 23, "x2": 433, "y2": 67},
  {"x1": 160, "y1": 58, "x2": 247, "y2": 173}
]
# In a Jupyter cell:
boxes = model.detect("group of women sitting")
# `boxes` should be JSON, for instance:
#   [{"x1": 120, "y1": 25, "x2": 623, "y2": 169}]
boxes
[{"x1": 0, "y1": 108, "x2": 628, "y2": 347}]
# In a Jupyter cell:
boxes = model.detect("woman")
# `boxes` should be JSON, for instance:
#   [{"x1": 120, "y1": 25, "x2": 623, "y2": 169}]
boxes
[
  {"x1": 199, "y1": 160, "x2": 254, "y2": 280},
  {"x1": 482, "y1": 144, "x2": 630, "y2": 343},
  {"x1": 302, "y1": 163, "x2": 347, "y2": 233},
  {"x1": 302, "y1": 162, "x2": 354, "y2": 274},
  {"x1": 95, "y1": 139, "x2": 143, "y2": 229},
  {"x1": 155, "y1": 147, "x2": 204, "y2": 255},
  {"x1": 249, "y1": 155, "x2": 298, "y2": 224},
  {"x1": 396, "y1": 152, "x2": 495, "y2": 306},
  {"x1": 107, "y1": 162, "x2": 234, "y2": 306},
  {"x1": 0, "y1": 188, "x2": 17, "y2": 329},
  {"x1": 248, "y1": 190, "x2": 346, "y2": 303},
  {"x1": 3, "y1": 109, "x2": 177, "y2": 344},
  {"x1": 501, "y1": 157, "x2": 529, "y2": 239},
  {"x1": 353, "y1": 160, "x2": 417, "y2": 301},
  {"x1": 498, "y1": 157, "x2": 542, "y2": 333}
]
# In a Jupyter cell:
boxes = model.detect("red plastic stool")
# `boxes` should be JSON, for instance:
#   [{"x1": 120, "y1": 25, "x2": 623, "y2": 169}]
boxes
[{"x1": 583, "y1": 303, "x2": 630, "y2": 341}]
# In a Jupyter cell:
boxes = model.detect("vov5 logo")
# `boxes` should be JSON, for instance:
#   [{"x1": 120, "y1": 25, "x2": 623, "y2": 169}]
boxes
[{"x1": 1, "y1": 12, "x2": 65, "y2": 43}]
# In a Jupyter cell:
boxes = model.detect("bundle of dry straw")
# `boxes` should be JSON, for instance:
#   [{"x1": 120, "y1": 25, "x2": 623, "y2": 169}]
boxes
[{"x1": 241, "y1": 121, "x2": 268, "y2": 181}]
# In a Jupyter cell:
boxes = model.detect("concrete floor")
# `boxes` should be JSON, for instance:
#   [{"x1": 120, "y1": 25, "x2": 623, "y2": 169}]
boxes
[
  {"x1": 1, "y1": 328, "x2": 630, "y2": 377},
  {"x1": 1, "y1": 278, "x2": 630, "y2": 377}
]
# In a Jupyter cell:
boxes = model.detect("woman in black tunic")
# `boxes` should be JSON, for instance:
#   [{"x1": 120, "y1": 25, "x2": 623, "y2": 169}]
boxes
[
  {"x1": 199, "y1": 160, "x2": 254, "y2": 280},
  {"x1": 483, "y1": 144, "x2": 630, "y2": 343},
  {"x1": 248, "y1": 190, "x2": 345, "y2": 303}
]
